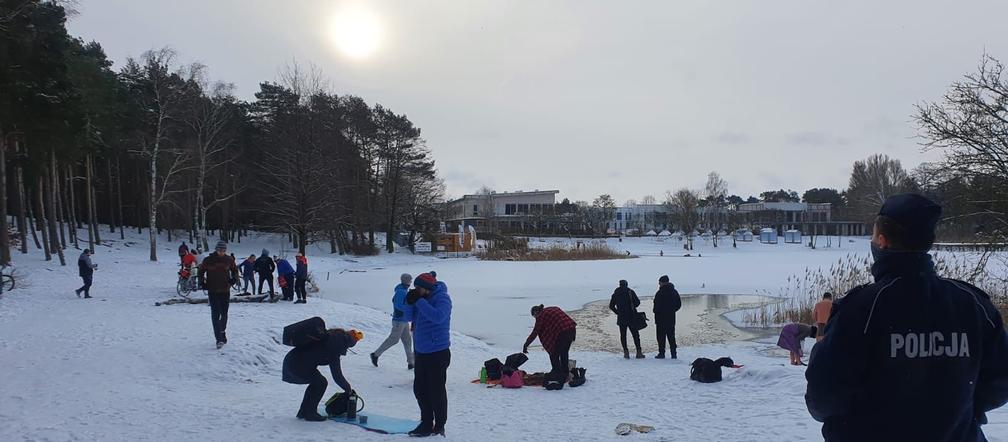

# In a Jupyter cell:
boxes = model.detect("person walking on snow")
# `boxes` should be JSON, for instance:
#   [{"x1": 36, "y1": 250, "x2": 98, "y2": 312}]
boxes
[
  {"x1": 610, "y1": 280, "x2": 644, "y2": 359},
  {"x1": 653, "y1": 275, "x2": 682, "y2": 359},
  {"x1": 777, "y1": 323, "x2": 816, "y2": 365},
  {"x1": 811, "y1": 292, "x2": 832, "y2": 342},
  {"x1": 294, "y1": 253, "x2": 309, "y2": 304},
  {"x1": 198, "y1": 241, "x2": 240, "y2": 349},
  {"x1": 254, "y1": 249, "x2": 276, "y2": 301},
  {"x1": 75, "y1": 249, "x2": 97, "y2": 298},
  {"x1": 806, "y1": 194, "x2": 1008, "y2": 441},
  {"x1": 370, "y1": 273, "x2": 416, "y2": 369},
  {"x1": 407, "y1": 272, "x2": 452, "y2": 437},
  {"x1": 523, "y1": 304, "x2": 577, "y2": 378},
  {"x1": 282, "y1": 328, "x2": 363, "y2": 422},
  {"x1": 239, "y1": 255, "x2": 256, "y2": 294},
  {"x1": 276, "y1": 256, "x2": 295, "y2": 301}
]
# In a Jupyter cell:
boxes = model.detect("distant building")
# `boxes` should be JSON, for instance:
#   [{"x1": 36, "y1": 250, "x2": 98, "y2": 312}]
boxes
[
  {"x1": 609, "y1": 204, "x2": 669, "y2": 233},
  {"x1": 736, "y1": 202, "x2": 866, "y2": 236},
  {"x1": 444, "y1": 190, "x2": 560, "y2": 234}
]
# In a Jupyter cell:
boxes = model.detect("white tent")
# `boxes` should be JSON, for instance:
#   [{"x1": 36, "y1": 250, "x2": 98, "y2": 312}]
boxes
[
  {"x1": 658, "y1": 230, "x2": 673, "y2": 237},
  {"x1": 644, "y1": 230, "x2": 658, "y2": 236}
]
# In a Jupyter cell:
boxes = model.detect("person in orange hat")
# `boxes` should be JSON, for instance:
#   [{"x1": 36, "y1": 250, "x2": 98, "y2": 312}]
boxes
[{"x1": 282, "y1": 328, "x2": 362, "y2": 422}]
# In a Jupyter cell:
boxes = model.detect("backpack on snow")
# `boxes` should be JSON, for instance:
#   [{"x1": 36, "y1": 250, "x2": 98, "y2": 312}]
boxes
[
  {"x1": 504, "y1": 353, "x2": 528, "y2": 371},
  {"x1": 500, "y1": 369, "x2": 525, "y2": 388},
  {"x1": 568, "y1": 367, "x2": 587, "y2": 388},
  {"x1": 690, "y1": 357, "x2": 735, "y2": 383},
  {"x1": 325, "y1": 392, "x2": 350, "y2": 416},
  {"x1": 484, "y1": 358, "x2": 504, "y2": 381},
  {"x1": 282, "y1": 317, "x2": 327, "y2": 347}
]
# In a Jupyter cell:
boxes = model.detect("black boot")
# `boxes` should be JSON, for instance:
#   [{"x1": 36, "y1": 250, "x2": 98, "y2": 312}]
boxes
[
  {"x1": 654, "y1": 353, "x2": 666, "y2": 359},
  {"x1": 298, "y1": 410, "x2": 327, "y2": 422},
  {"x1": 635, "y1": 350, "x2": 645, "y2": 359},
  {"x1": 623, "y1": 350, "x2": 630, "y2": 359},
  {"x1": 409, "y1": 422, "x2": 433, "y2": 437}
]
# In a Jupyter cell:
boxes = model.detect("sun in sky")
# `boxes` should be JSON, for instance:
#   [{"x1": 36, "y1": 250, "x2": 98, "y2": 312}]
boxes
[{"x1": 329, "y1": 5, "x2": 383, "y2": 59}]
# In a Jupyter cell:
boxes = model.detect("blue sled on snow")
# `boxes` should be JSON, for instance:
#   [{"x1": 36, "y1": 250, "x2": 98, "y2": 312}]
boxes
[{"x1": 323, "y1": 409, "x2": 419, "y2": 435}]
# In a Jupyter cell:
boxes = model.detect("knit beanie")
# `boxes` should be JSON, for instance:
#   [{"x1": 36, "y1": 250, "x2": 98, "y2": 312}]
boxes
[{"x1": 414, "y1": 272, "x2": 437, "y2": 291}]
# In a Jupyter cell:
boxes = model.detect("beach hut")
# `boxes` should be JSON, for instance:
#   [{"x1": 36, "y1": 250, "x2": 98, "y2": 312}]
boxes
[
  {"x1": 759, "y1": 228, "x2": 778, "y2": 244},
  {"x1": 784, "y1": 229, "x2": 802, "y2": 244},
  {"x1": 734, "y1": 229, "x2": 754, "y2": 242}
]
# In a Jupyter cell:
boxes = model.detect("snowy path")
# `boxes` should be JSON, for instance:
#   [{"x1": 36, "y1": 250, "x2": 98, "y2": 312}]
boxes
[{"x1": 2, "y1": 233, "x2": 1007, "y2": 440}]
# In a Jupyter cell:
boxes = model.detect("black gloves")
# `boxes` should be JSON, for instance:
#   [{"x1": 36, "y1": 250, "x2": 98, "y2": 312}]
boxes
[{"x1": 406, "y1": 289, "x2": 423, "y2": 305}]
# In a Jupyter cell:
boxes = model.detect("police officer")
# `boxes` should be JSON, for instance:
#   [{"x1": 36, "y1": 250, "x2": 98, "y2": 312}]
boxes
[{"x1": 805, "y1": 194, "x2": 1008, "y2": 441}]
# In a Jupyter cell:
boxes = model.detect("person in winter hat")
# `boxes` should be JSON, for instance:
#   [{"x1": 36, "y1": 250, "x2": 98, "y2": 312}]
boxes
[
  {"x1": 653, "y1": 275, "x2": 681, "y2": 359},
  {"x1": 75, "y1": 249, "x2": 98, "y2": 299},
  {"x1": 609, "y1": 280, "x2": 643, "y2": 359},
  {"x1": 254, "y1": 249, "x2": 276, "y2": 301},
  {"x1": 806, "y1": 193, "x2": 1008, "y2": 441},
  {"x1": 294, "y1": 252, "x2": 309, "y2": 304},
  {"x1": 371, "y1": 273, "x2": 415, "y2": 369},
  {"x1": 283, "y1": 328, "x2": 362, "y2": 422},
  {"x1": 524, "y1": 304, "x2": 577, "y2": 379},
  {"x1": 198, "y1": 241, "x2": 239, "y2": 348},
  {"x1": 406, "y1": 272, "x2": 452, "y2": 437}
]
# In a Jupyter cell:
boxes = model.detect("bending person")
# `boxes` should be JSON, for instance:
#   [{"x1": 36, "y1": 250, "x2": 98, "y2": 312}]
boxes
[
  {"x1": 282, "y1": 328, "x2": 363, "y2": 422},
  {"x1": 523, "y1": 304, "x2": 577, "y2": 378}
]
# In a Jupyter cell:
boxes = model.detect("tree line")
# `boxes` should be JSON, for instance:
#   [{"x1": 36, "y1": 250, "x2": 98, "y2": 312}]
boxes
[{"x1": 0, "y1": 1, "x2": 444, "y2": 265}]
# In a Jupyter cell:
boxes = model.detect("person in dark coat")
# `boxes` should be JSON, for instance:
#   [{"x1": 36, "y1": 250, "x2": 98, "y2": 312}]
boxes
[
  {"x1": 198, "y1": 241, "x2": 240, "y2": 348},
  {"x1": 238, "y1": 255, "x2": 256, "y2": 294},
  {"x1": 282, "y1": 328, "x2": 362, "y2": 421},
  {"x1": 294, "y1": 253, "x2": 309, "y2": 304},
  {"x1": 806, "y1": 194, "x2": 1008, "y2": 441},
  {"x1": 276, "y1": 256, "x2": 295, "y2": 301},
  {"x1": 254, "y1": 249, "x2": 276, "y2": 301},
  {"x1": 653, "y1": 275, "x2": 682, "y2": 359},
  {"x1": 609, "y1": 280, "x2": 644, "y2": 359},
  {"x1": 75, "y1": 249, "x2": 97, "y2": 299}
]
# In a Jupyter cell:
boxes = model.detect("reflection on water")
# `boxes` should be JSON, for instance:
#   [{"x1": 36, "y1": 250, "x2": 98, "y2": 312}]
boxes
[{"x1": 681, "y1": 294, "x2": 769, "y2": 312}]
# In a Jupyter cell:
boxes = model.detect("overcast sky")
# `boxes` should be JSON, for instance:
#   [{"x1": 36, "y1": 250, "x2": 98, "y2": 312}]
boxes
[{"x1": 67, "y1": 0, "x2": 1008, "y2": 203}]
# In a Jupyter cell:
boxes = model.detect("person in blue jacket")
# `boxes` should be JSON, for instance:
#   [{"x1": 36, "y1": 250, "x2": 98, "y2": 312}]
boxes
[
  {"x1": 238, "y1": 255, "x2": 256, "y2": 294},
  {"x1": 276, "y1": 256, "x2": 296, "y2": 301},
  {"x1": 370, "y1": 273, "x2": 416, "y2": 369},
  {"x1": 806, "y1": 194, "x2": 1008, "y2": 441},
  {"x1": 282, "y1": 328, "x2": 362, "y2": 421},
  {"x1": 406, "y1": 272, "x2": 452, "y2": 437}
]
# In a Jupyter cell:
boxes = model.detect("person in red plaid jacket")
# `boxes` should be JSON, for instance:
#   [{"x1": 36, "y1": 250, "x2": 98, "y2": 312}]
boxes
[{"x1": 523, "y1": 304, "x2": 577, "y2": 377}]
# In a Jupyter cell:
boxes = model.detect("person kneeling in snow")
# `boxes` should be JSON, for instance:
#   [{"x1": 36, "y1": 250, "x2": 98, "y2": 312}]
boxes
[
  {"x1": 523, "y1": 304, "x2": 577, "y2": 380},
  {"x1": 777, "y1": 323, "x2": 816, "y2": 366},
  {"x1": 283, "y1": 328, "x2": 363, "y2": 421}
]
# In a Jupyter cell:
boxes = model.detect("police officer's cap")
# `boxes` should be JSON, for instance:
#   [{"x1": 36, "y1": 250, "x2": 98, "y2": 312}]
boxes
[{"x1": 878, "y1": 194, "x2": 942, "y2": 239}]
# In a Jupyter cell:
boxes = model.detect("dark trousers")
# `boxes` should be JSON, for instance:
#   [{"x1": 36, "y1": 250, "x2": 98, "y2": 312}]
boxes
[
  {"x1": 295, "y1": 277, "x2": 307, "y2": 301},
  {"x1": 78, "y1": 274, "x2": 93, "y2": 296},
  {"x1": 299, "y1": 368, "x2": 328, "y2": 415},
  {"x1": 257, "y1": 273, "x2": 274, "y2": 296},
  {"x1": 619, "y1": 324, "x2": 642, "y2": 352},
  {"x1": 549, "y1": 329, "x2": 576, "y2": 376},
  {"x1": 208, "y1": 292, "x2": 230, "y2": 342},
  {"x1": 656, "y1": 320, "x2": 677, "y2": 356},
  {"x1": 281, "y1": 274, "x2": 295, "y2": 300},
  {"x1": 242, "y1": 274, "x2": 255, "y2": 292},
  {"x1": 414, "y1": 349, "x2": 450, "y2": 429}
]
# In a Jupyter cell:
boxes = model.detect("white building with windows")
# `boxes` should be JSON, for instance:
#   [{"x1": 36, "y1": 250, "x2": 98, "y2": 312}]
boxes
[{"x1": 444, "y1": 190, "x2": 560, "y2": 234}]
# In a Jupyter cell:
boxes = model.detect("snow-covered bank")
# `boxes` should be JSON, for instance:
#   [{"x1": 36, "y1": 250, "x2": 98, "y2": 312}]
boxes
[{"x1": 2, "y1": 230, "x2": 1007, "y2": 441}]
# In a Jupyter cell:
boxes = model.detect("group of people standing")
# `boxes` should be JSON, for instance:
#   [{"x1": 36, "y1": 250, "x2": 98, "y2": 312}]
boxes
[
  {"x1": 609, "y1": 276, "x2": 682, "y2": 359},
  {"x1": 179, "y1": 242, "x2": 310, "y2": 304}
]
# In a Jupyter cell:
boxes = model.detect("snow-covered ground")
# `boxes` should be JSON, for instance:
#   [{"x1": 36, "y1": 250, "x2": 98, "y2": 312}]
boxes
[{"x1": 1, "y1": 230, "x2": 1007, "y2": 441}]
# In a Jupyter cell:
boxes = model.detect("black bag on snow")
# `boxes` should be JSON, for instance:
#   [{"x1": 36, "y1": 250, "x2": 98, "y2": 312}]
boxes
[
  {"x1": 283, "y1": 316, "x2": 327, "y2": 347},
  {"x1": 484, "y1": 358, "x2": 504, "y2": 381},
  {"x1": 630, "y1": 311, "x2": 649, "y2": 331},
  {"x1": 505, "y1": 353, "x2": 529, "y2": 371},
  {"x1": 690, "y1": 357, "x2": 734, "y2": 383},
  {"x1": 325, "y1": 392, "x2": 350, "y2": 417},
  {"x1": 568, "y1": 367, "x2": 587, "y2": 388}
]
